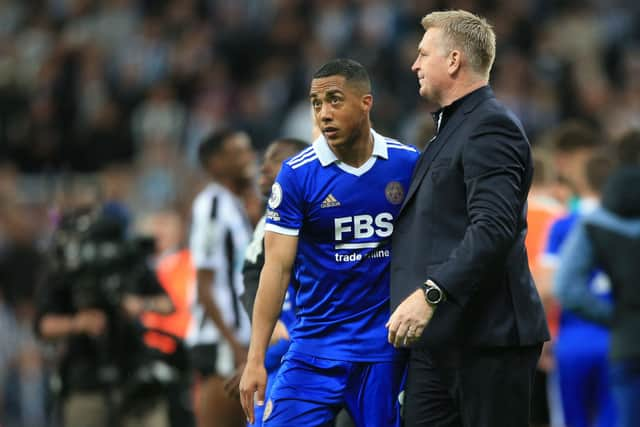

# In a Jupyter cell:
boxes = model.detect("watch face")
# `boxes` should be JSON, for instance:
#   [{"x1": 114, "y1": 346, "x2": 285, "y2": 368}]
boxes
[{"x1": 426, "y1": 287, "x2": 442, "y2": 304}]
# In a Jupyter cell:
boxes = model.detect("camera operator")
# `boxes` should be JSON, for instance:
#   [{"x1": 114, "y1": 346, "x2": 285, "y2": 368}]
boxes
[{"x1": 35, "y1": 207, "x2": 175, "y2": 427}]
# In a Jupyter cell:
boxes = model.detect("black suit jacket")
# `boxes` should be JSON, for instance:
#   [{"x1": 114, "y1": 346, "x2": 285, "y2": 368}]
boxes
[{"x1": 391, "y1": 86, "x2": 549, "y2": 349}]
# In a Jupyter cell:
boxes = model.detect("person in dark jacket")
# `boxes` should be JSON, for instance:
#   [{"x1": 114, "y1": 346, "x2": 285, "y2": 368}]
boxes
[
  {"x1": 387, "y1": 10, "x2": 549, "y2": 427},
  {"x1": 555, "y1": 164, "x2": 640, "y2": 427}
]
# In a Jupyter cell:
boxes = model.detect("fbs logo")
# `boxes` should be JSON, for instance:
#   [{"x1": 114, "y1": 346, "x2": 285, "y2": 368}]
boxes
[
  {"x1": 321, "y1": 193, "x2": 341, "y2": 208},
  {"x1": 334, "y1": 213, "x2": 393, "y2": 241}
]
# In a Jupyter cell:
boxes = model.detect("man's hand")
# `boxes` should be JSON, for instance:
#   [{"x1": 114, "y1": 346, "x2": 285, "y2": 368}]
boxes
[
  {"x1": 227, "y1": 321, "x2": 288, "y2": 401},
  {"x1": 386, "y1": 289, "x2": 434, "y2": 347},
  {"x1": 122, "y1": 294, "x2": 145, "y2": 318},
  {"x1": 537, "y1": 340, "x2": 555, "y2": 373},
  {"x1": 239, "y1": 360, "x2": 267, "y2": 424},
  {"x1": 72, "y1": 309, "x2": 107, "y2": 337}
]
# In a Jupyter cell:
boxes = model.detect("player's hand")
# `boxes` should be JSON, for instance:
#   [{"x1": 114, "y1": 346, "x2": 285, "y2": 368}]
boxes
[
  {"x1": 537, "y1": 340, "x2": 555, "y2": 372},
  {"x1": 122, "y1": 294, "x2": 145, "y2": 318},
  {"x1": 239, "y1": 360, "x2": 267, "y2": 424},
  {"x1": 224, "y1": 361, "x2": 246, "y2": 400},
  {"x1": 386, "y1": 289, "x2": 433, "y2": 348}
]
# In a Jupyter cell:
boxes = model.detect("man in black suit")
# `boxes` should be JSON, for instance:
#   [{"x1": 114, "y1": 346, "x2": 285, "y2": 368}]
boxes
[{"x1": 386, "y1": 10, "x2": 550, "y2": 427}]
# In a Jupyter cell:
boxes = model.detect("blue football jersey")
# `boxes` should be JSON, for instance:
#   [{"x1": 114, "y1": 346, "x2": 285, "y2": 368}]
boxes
[
  {"x1": 264, "y1": 130, "x2": 419, "y2": 362},
  {"x1": 545, "y1": 210, "x2": 612, "y2": 329}
]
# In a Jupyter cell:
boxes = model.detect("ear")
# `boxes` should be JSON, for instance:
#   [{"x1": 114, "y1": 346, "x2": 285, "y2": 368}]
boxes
[
  {"x1": 311, "y1": 113, "x2": 322, "y2": 140},
  {"x1": 361, "y1": 94, "x2": 373, "y2": 113},
  {"x1": 448, "y1": 49, "x2": 461, "y2": 76}
]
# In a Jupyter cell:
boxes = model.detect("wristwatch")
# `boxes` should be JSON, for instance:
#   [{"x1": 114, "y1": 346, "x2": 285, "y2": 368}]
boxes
[{"x1": 423, "y1": 280, "x2": 445, "y2": 306}]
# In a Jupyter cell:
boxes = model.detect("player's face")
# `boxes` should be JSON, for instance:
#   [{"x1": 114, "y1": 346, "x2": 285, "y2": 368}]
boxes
[
  {"x1": 412, "y1": 28, "x2": 450, "y2": 104},
  {"x1": 221, "y1": 132, "x2": 256, "y2": 182},
  {"x1": 259, "y1": 143, "x2": 291, "y2": 196},
  {"x1": 309, "y1": 76, "x2": 370, "y2": 150}
]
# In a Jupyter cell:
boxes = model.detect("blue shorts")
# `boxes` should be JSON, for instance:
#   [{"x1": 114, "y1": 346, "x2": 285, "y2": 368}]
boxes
[{"x1": 261, "y1": 351, "x2": 406, "y2": 427}]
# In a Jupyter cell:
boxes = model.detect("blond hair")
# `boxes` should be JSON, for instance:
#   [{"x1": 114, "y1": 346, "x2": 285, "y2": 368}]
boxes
[{"x1": 421, "y1": 10, "x2": 496, "y2": 78}]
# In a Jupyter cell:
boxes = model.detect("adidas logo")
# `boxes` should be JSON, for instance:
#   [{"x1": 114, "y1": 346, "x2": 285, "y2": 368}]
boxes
[{"x1": 321, "y1": 193, "x2": 341, "y2": 208}]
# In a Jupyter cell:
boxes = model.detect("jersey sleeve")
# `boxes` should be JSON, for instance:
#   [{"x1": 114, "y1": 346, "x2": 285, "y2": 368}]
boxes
[
  {"x1": 189, "y1": 194, "x2": 225, "y2": 270},
  {"x1": 265, "y1": 164, "x2": 303, "y2": 236}
]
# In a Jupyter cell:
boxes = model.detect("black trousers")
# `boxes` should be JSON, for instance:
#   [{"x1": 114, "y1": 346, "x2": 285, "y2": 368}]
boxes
[{"x1": 403, "y1": 344, "x2": 542, "y2": 427}]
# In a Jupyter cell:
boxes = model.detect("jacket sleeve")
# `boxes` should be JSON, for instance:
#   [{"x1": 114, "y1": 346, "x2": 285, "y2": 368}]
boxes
[
  {"x1": 429, "y1": 115, "x2": 529, "y2": 307},
  {"x1": 553, "y1": 220, "x2": 613, "y2": 325}
]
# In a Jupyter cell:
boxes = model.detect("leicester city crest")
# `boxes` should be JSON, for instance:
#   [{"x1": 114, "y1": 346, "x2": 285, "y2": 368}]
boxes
[
  {"x1": 385, "y1": 181, "x2": 405, "y2": 205},
  {"x1": 268, "y1": 182, "x2": 283, "y2": 209},
  {"x1": 263, "y1": 399, "x2": 273, "y2": 421}
]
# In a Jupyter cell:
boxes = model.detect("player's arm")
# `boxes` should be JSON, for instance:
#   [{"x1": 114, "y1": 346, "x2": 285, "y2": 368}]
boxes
[
  {"x1": 197, "y1": 268, "x2": 246, "y2": 363},
  {"x1": 39, "y1": 311, "x2": 107, "y2": 338},
  {"x1": 248, "y1": 230, "x2": 297, "y2": 364},
  {"x1": 239, "y1": 230, "x2": 298, "y2": 423}
]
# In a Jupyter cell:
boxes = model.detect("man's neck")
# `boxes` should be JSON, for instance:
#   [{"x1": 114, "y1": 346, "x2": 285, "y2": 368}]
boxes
[
  {"x1": 213, "y1": 177, "x2": 243, "y2": 196},
  {"x1": 438, "y1": 78, "x2": 487, "y2": 108},
  {"x1": 331, "y1": 128, "x2": 374, "y2": 168}
]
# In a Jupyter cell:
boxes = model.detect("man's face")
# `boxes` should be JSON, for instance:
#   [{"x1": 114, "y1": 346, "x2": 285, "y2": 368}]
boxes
[
  {"x1": 553, "y1": 148, "x2": 592, "y2": 193},
  {"x1": 309, "y1": 75, "x2": 370, "y2": 150},
  {"x1": 219, "y1": 132, "x2": 256, "y2": 182},
  {"x1": 412, "y1": 28, "x2": 451, "y2": 103},
  {"x1": 259, "y1": 143, "x2": 293, "y2": 196}
]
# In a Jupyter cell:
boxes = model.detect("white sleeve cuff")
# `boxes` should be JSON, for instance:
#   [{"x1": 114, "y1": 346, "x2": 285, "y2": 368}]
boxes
[{"x1": 265, "y1": 224, "x2": 300, "y2": 236}]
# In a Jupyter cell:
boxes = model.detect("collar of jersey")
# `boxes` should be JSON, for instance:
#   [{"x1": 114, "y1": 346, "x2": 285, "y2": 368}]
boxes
[{"x1": 312, "y1": 129, "x2": 388, "y2": 176}]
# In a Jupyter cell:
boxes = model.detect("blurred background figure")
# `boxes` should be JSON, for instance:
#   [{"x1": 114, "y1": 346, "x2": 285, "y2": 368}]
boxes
[
  {"x1": 555, "y1": 130, "x2": 640, "y2": 427},
  {"x1": 0, "y1": 171, "x2": 49, "y2": 427},
  {"x1": 137, "y1": 208, "x2": 196, "y2": 427},
  {"x1": 35, "y1": 204, "x2": 177, "y2": 427},
  {"x1": 541, "y1": 122, "x2": 617, "y2": 427},
  {"x1": 526, "y1": 148, "x2": 566, "y2": 427},
  {"x1": 187, "y1": 129, "x2": 254, "y2": 427}
]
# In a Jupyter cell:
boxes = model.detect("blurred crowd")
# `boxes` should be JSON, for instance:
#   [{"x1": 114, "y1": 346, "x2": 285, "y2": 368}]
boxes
[{"x1": 0, "y1": 0, "x2": 639, "y2": 426}]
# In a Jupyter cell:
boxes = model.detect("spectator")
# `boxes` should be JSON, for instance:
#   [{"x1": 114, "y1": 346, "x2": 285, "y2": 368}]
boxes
[
  {"x1": 555, "y1": 164, "x2": 640, "y2": 427},
  {"x1": 526, "y1": 148, "x2": 566, "y2": 427},
  {"x1": 187, "y1": 129, "x2": 254, "y2": 427},
  {"x1": 35, "y1": 206, "x2": 174, "y2": 427},
  {"x1": 545, "y1": 144, "x2": 618, "y2": 427}
]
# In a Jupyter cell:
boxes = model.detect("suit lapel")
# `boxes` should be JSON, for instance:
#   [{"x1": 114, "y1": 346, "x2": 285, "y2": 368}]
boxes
[
  {"x1": 399, "y1": 111, "x2": 465, "y2": 213},
  {"x1": 399, "y1": 86, "x2": 495, "y2": 215}
]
